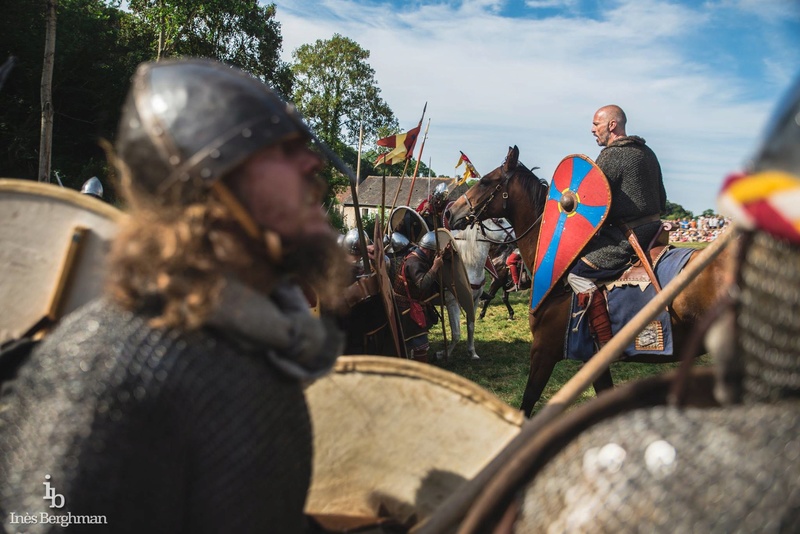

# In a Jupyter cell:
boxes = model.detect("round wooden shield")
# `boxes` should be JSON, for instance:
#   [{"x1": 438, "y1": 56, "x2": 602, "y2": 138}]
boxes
[
  {"x1": 304, "y1": 355, "x2": 523, "y2": 530},
  {"x1": 530, "y1": 155, "x2": 610, "y2": 315},
  {"x1": 0, "y1": 179, "x2": 125, "y2": 344},
  {"x1": 389, "y1": 205, "x2": 429, "y2": 244}
]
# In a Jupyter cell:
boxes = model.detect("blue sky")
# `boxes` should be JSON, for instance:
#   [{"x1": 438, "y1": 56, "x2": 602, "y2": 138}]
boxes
[{"x1": 273, "y1": 0, "x2": 799, "y2": 214}]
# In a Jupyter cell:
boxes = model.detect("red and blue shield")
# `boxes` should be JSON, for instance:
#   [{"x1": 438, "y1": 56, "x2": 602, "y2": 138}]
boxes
[{"x1": 530, "y1": 154, "x2": 610, "y2": 315}]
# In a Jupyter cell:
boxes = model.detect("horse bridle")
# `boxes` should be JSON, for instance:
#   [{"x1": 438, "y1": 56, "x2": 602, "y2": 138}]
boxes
[{"x1": 459, "y1": 165, "x2": 544, "y2": 245}]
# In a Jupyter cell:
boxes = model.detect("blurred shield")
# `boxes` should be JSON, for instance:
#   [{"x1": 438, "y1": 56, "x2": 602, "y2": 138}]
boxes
[
  {"x1": 305, "y1": 355, "x2": 523, "y2": 530},
  {"x1": 0, "y1": 179, "x2": 125, "y2": 344}
]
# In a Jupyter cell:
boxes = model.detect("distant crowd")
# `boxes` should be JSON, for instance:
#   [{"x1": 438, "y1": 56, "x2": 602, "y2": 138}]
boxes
[{"x1": 667, "y1": 214, "x2": 731, "y2": 243}]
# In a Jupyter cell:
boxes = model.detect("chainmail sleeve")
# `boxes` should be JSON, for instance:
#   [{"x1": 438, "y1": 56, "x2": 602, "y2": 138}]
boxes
[{"x1": 0, "y1": 298, "x2": 313, "y2": 533}]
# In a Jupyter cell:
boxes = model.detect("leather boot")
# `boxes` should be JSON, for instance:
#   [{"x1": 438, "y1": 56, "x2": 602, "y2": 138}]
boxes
[
  {"x1": 412, "y1": 348, "x2": 429, "y2": 363},
  {"x1": 580, "y1": 290, "x2": 613, "y2": 347}
]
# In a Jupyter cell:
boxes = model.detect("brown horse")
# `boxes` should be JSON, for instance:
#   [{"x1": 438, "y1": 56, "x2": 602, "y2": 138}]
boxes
[{"x1": 446, "y1": 146, "x2": 731, "y2": 417}]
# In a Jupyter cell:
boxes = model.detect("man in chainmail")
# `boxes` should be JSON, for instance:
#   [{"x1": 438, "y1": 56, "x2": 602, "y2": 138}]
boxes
[
  {"x1": 568, "y1": 105, "x2": 667, "y2": 348},
  {"x1": 510, "y1": 77, "x2": 800, "y2": 533},
  {"x1": 393, "y1": 231, "x2": 445, "y2": 362},
  {"x1": 0, "y1": 59, "x2": 351, "y2": 532}
]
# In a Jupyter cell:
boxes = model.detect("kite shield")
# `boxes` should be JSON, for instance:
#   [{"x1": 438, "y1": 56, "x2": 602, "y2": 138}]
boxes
[
  {"x1": 437, "y1": 228, "x2": 475, "y2": 323},
  {"x1": 530, "y1": 154, "x2": 610, "y2": 315},
  {"x1": 389, "y1": 205, "x2": 429, "y2": 244}
]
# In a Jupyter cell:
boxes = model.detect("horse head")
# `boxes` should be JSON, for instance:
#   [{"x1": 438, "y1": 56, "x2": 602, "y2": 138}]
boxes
[{"x1": 446, "y1": 146, "x2": 546, "y2": 232}]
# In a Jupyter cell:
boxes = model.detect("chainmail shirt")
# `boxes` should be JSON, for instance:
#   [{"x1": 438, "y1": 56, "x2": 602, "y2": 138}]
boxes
[
  {"x1": 0, "y1": 297, "x2": 314, "y2": 533},
  {"x1": 580, "y1": 135, "x2": 667, "y2": 273},
  {"x1": 515, "y1": 401, "x2": 800, "y2": 533}
]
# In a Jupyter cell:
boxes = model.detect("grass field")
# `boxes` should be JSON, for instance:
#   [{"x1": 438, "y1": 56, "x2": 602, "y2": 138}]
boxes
[{"x1": 426, "y1": 240, "x2": 712, "y2": 414}]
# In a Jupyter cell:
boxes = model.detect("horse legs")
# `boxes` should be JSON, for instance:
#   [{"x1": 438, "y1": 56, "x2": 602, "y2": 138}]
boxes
[
  {"x1": 465, "y1": 291, "x2": 481, "y2": 360},
  {"x1": 520, "y1": 346, "x2": 558, "y2": 417},
  {"x1": 437, "y1": 296, "x2": 461, "y2": 360},
  {"x1": 592, "y1": 368, "x2": 614, "y2": 395},
  {"x1": 479, "y1": 279, "x2": 501, "y2": 319},
  {"x1": 501, "y1": 290, "x2": 514, "y2": 320},
  {"x1": 520, "y1": 289, "x2": 571, "y2": 417},
  {"x1": 479, "y1": 298, "x2": 491, "y2": 320}
]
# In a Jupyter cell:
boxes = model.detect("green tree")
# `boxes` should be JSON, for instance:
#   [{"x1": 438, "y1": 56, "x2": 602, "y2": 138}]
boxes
[
  {"x1": 291, "y1": 34, "x2": 397, "y2": 200},
  {"x1": 0, "y1": 0, "x2": 151, "y2": 200},
  {"x1": 664, "y1": 200, "x2": 693, "y2": 221},
  {"x1": 127, "y1": 0, "x2": 292, "y2": 96}
]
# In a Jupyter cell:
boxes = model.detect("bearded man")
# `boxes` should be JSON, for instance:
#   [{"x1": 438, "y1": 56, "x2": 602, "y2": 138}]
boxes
[
  {"x1": 0, "y1": 59, "x2": 350, "y2": 533},
  {"x1": 568, "y1": 104, "x2": 667, "y2": 347}
]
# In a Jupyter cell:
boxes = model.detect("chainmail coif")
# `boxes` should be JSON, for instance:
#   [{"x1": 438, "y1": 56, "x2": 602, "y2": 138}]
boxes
[{"x1": 0, "y1": 298, "x2": 314, "y2": 533}]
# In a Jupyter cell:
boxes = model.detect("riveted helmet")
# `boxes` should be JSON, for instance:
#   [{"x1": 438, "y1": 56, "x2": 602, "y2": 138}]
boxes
[
  {"x1": 341, "y1": 228, "x2": 370, "y2": 256},
  {"x1": 419, "y1": 231, "x2": 438, "y2": 251},
  {"x1": 432, "y1": 182, "x2": 449, "y2": 203},
  {"x1": 389, "y1": 232, "x2": 410, "y2": 254},
  {"x1": 115, "y1": 58, "x2": 323, "y2": 205},
  {"x1": 80, "y1": 176, "x2": 104, "y2": 199}
]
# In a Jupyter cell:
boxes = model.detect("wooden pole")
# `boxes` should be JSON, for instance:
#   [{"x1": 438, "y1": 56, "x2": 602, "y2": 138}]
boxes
[
  {"x1": 406, "y1": 118, "x2": 430, "y2": 206},
  {"x1": 38, "y1": 0, "x2": 57, "y2": 183}
]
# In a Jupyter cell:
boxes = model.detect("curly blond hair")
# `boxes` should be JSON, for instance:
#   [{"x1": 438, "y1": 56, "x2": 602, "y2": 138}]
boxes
[{"x1": 106, "y1": 175, "x2": 278, "y2": 330}]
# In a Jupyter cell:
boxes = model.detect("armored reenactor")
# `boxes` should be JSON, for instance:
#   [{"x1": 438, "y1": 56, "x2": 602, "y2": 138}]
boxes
[
  {"x1": 502, "y1": 77, "x2": 800, "y2": 533},
  {"x1": 393, "y1": 231, "x2": 446, "y2": 362},
  {"x1": 568, "y1": 105, "x2": 667, "y2": 348},
  {"x1": 0, "y1": 58, "x2": 350, "y2": 532},
  {"x1": 416, "y1": 182, "x2": 450, "y2": 230}
]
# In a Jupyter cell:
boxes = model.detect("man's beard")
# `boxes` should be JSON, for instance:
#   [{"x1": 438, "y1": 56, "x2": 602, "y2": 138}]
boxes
[{"x1": 280, "y1": 231, "x2": 352, "y2": 311}]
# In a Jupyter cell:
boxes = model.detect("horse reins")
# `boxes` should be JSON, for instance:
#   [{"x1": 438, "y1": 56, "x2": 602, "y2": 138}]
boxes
[{"x1": 459, "y1": 165, "x2": 545, "y2": 245}]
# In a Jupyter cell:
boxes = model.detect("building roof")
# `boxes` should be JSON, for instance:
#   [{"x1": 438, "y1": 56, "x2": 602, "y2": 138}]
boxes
[{"x1": 339, "y1": 176, "x2": 470, "y2": 208}]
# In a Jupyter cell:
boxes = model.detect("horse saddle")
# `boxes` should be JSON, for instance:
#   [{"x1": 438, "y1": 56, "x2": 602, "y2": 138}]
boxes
[
  {"x1": 566, "y1": 246, "x2": 695, "y2": 361},
  {"x1": 603, "y1": 245, "x2": 671, "y2": 291}
]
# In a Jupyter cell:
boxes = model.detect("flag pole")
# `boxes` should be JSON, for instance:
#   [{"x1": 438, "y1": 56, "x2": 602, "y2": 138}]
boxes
[
  {"x1": 389, "y1": 157, "x2": 412, "y2": 212},
  {"x1": 355, "y1": 121, "x2": 363, "y2": 199},
  {"x1": 406, "y1": 118, "x2": 431, "y2": 206}
]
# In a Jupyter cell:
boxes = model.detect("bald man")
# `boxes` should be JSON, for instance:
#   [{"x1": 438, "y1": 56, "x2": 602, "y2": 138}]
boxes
[{"x1": 568, "y1": 105, "x2": 667, "y2": 348}]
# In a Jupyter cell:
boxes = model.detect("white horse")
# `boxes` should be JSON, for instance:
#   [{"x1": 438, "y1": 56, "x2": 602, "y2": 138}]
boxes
[{"x1": 437, "y1": 219, "x2": 514, "y2": 361}]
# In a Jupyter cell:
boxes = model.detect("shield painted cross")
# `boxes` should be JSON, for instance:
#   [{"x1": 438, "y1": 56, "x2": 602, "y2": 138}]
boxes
[{"x1": 530, "y1": 154, "x2": 610, "y2": 315}]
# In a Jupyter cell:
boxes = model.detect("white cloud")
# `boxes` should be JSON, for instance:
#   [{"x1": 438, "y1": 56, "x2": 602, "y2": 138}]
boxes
[{"x1": 275, "y1": 0, "x2": 797, "y2": 214}]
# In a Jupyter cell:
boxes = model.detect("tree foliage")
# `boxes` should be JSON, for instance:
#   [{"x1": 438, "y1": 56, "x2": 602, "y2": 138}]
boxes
[
  {"x1": 292, "y1": 34, "x2": 396, "y2": 149},
  {"x1": 127, "y1": 0, "x2": 292, "y2": 96},
  {"x1": 0, "y1": 0, "x2": 150, "y2": 199},
  {"x1": 0, "y1": 0, "x2": 291, "y2": 201},
  {"x1": 291, "y1": 34, "x2": 397, "y2": 201},
  {"x1": 664, "y1": 200, "x2": 694, "y2": 220}
]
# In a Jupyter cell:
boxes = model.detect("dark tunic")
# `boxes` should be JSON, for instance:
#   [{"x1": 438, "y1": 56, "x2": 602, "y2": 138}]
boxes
[
  {"x1": 0, "y1": 298, "x2": 313, "y2": 533},
  {"x1": 575, "y1": 135, "x2": 666, "y2": 277},
  {"x1": 393, "y1": 247, "x2": 440, "y2": 340}
]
